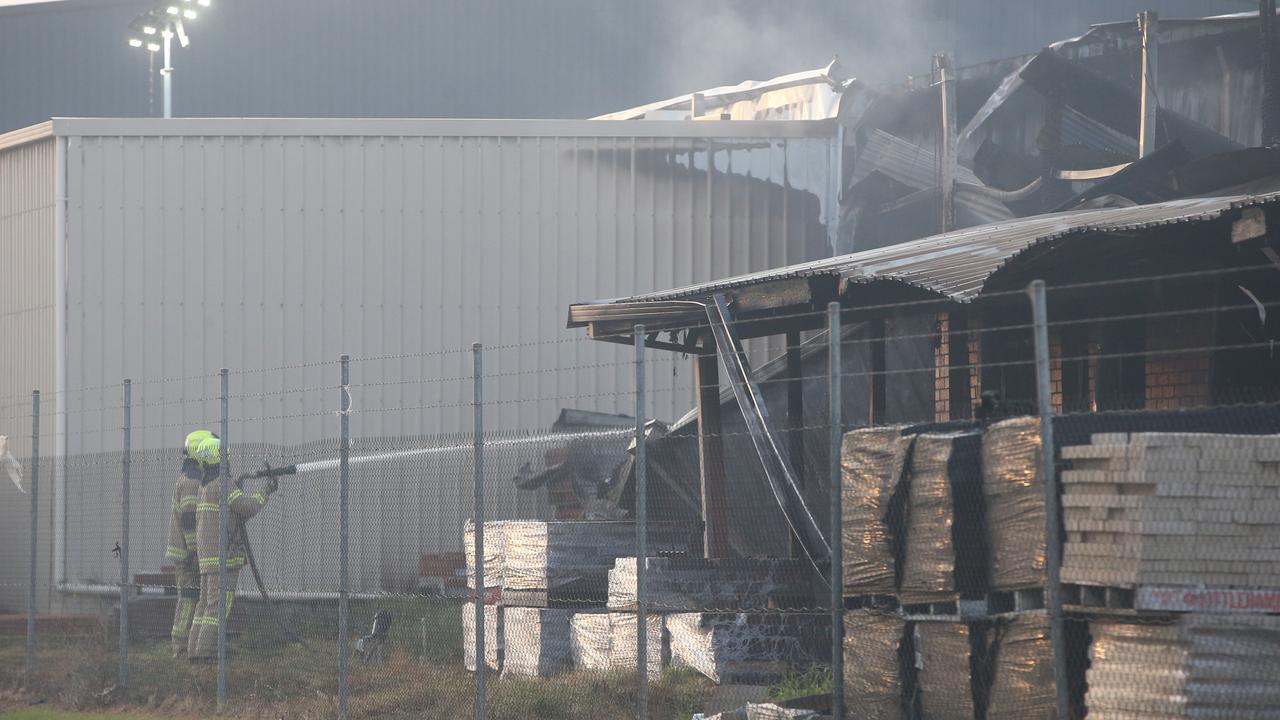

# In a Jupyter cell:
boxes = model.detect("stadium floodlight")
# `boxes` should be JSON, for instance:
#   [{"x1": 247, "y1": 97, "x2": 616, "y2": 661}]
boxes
[
  {"x1": 182, "y1": 8, "x2": 196, "y2": 19},
  {"x1": 197, "y1": 0, "x2": 210, "y2": 5},
  {"x1": 146, "y1": 41, "x2": 161, "y2": 52},
  {"x1": 126, "y1": 3, "x2": 210, "y2": 118},
  {"x1": 165, "y1": 5, "x2": 179, "y2": 15},
  {"x1": 128, "y1": 37, "x2": 143, "y2": 47}
]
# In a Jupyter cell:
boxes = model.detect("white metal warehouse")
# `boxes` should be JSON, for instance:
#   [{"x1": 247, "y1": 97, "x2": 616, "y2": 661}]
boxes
[{"x1": 0, "y1": 117, "x2": 839, "y2": 609}]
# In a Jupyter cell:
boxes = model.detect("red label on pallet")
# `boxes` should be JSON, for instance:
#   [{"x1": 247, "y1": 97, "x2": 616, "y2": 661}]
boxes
[{"x1": 1136, "y1": 586, "x2": 1280, "y2": 613}]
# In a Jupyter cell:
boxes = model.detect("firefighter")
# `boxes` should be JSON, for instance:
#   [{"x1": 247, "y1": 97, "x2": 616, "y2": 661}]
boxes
[
  {"x1": 187, "y1": 436, "x2": 278, "y2": 660},
  {"x1": 164, "y1": 429, "x2": 213, "y2": 657}
]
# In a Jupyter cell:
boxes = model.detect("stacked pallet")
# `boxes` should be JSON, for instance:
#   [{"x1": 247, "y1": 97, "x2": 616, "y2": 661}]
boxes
[
  {"x1": 1087, "y1": 615, "x2": 1280, "y2": 718},
  {"x1": 901, "y1": 432, "x2": 984, "y2": 604},
  {"x1": 1060, "y1": 432, "x2": 1280, "y2": 588},
  {"x1": 842, "y1": 427, "x2": 912, "y2": 596},
  {"x1": 568, "y1": 611, "x2": 667, "y2": 680},
  {"x1": 462, "y1": 602, "x2": 502, "y2": 672},
  {"x1": 982, "y1": 417, "x2": 1047, "y2": 591}
]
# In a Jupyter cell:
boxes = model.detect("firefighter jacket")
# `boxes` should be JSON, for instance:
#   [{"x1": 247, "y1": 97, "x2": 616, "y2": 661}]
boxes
[
  {"x1": 165, "y1": 474, "x2": 202, "y2": 568},
  {"x1": 195, "y1": 477, "x2": 269, "y2": 574}
]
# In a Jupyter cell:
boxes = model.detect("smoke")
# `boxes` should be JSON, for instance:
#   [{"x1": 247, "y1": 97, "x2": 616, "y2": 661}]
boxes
[{"x1": 644, "y1": 1, "x2": 959, "y2": 98}]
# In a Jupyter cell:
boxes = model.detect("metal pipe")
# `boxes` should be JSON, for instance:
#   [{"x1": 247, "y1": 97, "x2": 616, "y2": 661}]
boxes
[
  {"x1": 1263, "y1": 0, "x2": 1279, "y2": 146},
  {"x1": 472, "y1": 343, "x2": 485, "y2": 720},
  {"x1": 827, "y1": 304, "x2": 844, "y2": 720},
  {"x1": 217, "y1": 368, "x2": 229, "y2": 706},
  {"x1": 1138, "y1": 12, "x2": 1159, "y2": 158},
  {"x1": 338, "y1": 355, "x2": 350, "y2": 720},
  {"x1": 1028, "y1": 280, "x2": 1069, "y2": 720},
  {"x1": 26, "y1": 390, "x2": 40, "y2": 680},
  {"x1": 119, "y1": 380, "x2": 131, "y2": 688},
  {"x1": 634, "y1": 324, "x2": 649, "y2": 720},
  {"x1": 935, "y1": 53, "x2": 957, "y2": 232}
]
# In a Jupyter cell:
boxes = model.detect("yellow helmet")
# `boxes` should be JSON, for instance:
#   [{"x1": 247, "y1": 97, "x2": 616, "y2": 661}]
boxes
[
  {"x1": 184, "y1": 430, "x2": 214, "y2": 459},
  {"x1": 194, "y1": 436, "x2": 221, "y2": 467}
]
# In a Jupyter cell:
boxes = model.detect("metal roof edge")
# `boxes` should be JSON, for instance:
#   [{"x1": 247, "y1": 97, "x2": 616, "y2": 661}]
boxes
[
  {"x1": 0, "y1": 120, "x2": 53, "y2": 153},
  {"x1": 46, "y1": 117, "x2": 836, "y2": 140}
]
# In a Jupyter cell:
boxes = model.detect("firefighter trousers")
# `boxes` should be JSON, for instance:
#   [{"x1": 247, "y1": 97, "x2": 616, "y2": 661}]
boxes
[
  {"x1": 171, "y1": 560, "x2": 200, "y2": 656},
  {"x1": 188, "y1": 569, "x2": 239, "y2": 660}
]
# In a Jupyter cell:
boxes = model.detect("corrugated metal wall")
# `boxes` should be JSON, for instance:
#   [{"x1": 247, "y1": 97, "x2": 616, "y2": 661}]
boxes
[
  {"x1": 46, "y1": 118, "x2": 836, "y2": 591},
  {"x1": 0, "y1": 136, "x2": 55, "y2": 612}
]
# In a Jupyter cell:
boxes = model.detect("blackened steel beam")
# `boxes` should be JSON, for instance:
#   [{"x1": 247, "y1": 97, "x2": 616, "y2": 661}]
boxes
[{"x1": 695, "y1": 352, "x2": 730, "y2": 559}]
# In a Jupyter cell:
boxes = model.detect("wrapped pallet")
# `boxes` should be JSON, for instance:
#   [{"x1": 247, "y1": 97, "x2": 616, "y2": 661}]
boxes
[
  {"x1": 501, "y1": 607, "x2": 574, "y2": 678},
  {"x1": 1088, "y1": 615, "x2": 1280, "y2": 719},
  {"x1": 608, "y1": 557, "x2": 812, "y2": 612},
  {"x1": 462, "y1": 602, "x2": 503, "y2": 672},
  {"x1": 842, "y1": 610, "x2": 906, "y2": 720},
  {"x1": 569, "y1": 612, "x2": 612, "y2": 671},
  {"x1": 982, "y1": 417, "x2": 1046, "y2": 591},
  {"x1": 464, "y1": 520, "x2": 506, "y2": 591},
  {"x1": 986, "y1": 614, "x2": 1056, "y2": 719},
  {"x1": 900, "y1": 434, "x2": 968, "y2": 603},
  {"x1": 842, "y1": 427, "x2": 912, "y2": 596},
  {"x1": 914, "y1": 621, "x2": 976, "y2": 720},
  {"x1": 498, "y1": 521, "x2": 693, "y2": 602},
  {"x1": 610, "y1": 612, "x2": 668, "y2": 681},
  {"x1": 669, "y1": 612, "x2": 831, "y2": 685}
]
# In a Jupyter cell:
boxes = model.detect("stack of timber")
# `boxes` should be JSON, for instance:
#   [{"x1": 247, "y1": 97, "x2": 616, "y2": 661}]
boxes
[
  {"x1": 1061, "y1": 432, "x2": 1280, "y2": 589},
  {"x1": 462, "y1": 602, "x2": 502, "y2": 672},
  {"x1": 607, "y1": 557, "x2": 813, "y2": 612},
  {"x1": 982, "y1": 417, "x2": 1047, "y2": 593},
  {"x1": 668, "y1": 612, "x2": 831, "y2": 685},
  {"x1": 500, "y1": 607, "x2": 575, "y2": 678},
  {"x1": 1087, "y1": 615, "x2": 1280, "y2": 718}
]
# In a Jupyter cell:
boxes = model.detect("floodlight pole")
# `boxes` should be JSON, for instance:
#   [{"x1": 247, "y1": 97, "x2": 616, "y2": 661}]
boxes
[{"x1": 161, "y1": 25, "x2": 174, "y2": 118}]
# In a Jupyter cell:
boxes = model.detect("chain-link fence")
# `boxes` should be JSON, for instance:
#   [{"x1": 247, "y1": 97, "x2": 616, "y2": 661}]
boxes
[{"x1": 3, "y1": 264, "x2": 1280, "y2": 719}]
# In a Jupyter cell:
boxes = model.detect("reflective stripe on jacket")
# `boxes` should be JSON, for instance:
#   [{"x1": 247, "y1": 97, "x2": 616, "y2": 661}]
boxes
[{"x1": 195, "y1": 480, "x2": 268, "y2": 574}]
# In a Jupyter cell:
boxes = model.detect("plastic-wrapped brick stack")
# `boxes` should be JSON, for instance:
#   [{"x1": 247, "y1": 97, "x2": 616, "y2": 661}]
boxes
[
  {"x1": 1088, "y1": 615, "x2": 1280, "y2": 718},
  {"x1": 982, "y1": 417, "x2": 1047, "y2": 591},
  {"x1": 901, "y1": 433, "x2": 962, "y2": 604},
  {"x1": 842, "y1": 610, "x2": 905, "y2": 720},
  {"x1": 501, "y1": 607, "x2": 574, "y2": 677},
  {"x1": 463, "y1": 602, "x2": 503, "y2": 672},
  {"x1": 842, "y1": 427, "x2": 911, "y2": 596},
  {"x1": 986, "y1": 614, "x2": 1056, "y2": 719},
  {"x1": 567, "y1": 612, "x2": 666, "y2": 680},
  {"x1": 608, "y1": 557, "x2": 811, "y2": 612},
  {"x1": 914, "y1": 621, "x2": 976, "y2": 720}
]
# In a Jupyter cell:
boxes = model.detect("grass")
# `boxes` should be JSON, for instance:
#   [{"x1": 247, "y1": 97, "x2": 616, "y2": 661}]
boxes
[
  {"x1": 0, "y1": 711, "x2": 180, "y2": 720},
  {"x1": 765, "y1": 665, "x2": 832, "y2": 704},
  {"x1": 0, "y1": 598, "x2": 713, "y2": 720}
]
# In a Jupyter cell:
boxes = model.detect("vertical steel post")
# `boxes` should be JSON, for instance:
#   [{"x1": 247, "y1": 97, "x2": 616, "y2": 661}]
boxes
[
  {"x1": 1029, "y1": 281, "x2": 1069, "y2": 720},
  {"x1": 119, "y1": 380, "x2": 132, "y2": 688},
  {"x1": 217, "y1": 368, "x2": 229, "y2": 706},
  {"x1": 472, "y1": 343, "x2": 485, "y2": 720},
  {"x1": 26, "y1": 390, "x2": 40, "y2": 680},
  {"x1": 1138, "y1": 12, "x2": 1160, "y2": 158},
  {"x1": 827, "y1": 304, "x2": 844, "y2": 720},
  {"x1": 338, "y1": 355, "x2": 350, "y2": 720},
  {"x1": 634, "y1": 325, "x2": 649, "y2": 720}
]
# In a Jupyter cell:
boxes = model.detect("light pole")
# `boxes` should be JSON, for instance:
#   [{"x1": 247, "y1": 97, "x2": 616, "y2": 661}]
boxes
[{"x1": 127, "y1": 1, "x2": 210, "y2": 119}]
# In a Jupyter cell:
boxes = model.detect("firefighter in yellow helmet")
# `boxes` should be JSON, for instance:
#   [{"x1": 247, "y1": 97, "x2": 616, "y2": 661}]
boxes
[
  {"x1": 187, "y1": 436, "x2": 278, "y2": 660},
  {"x1": 164, "y1": 430, "x2": 213, "y2": 657}
]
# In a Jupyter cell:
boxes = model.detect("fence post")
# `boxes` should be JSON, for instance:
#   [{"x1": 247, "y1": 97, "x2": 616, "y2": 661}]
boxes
[
  {"x1": 26, "y1": 389, "x2": 40, "y2": 681},
  {"x1": 1028, "y1": 280, "x2": 1069, "y2": 720},
  {"x1": 827, "y1": 304, "x2": 844, "y2": 720},
  {"x1": 634, "y1": 325, "x2": 648, "y2": 720},
  {"x1": 339, "y1": 355, "x2": 350, "y2": 720},
  {"x1": 472, "y1": 342, "x2": 485, "y2": 720},
  {"x1": 217, "y1": 368, "x2": 229, "y2": 707},
  {"x1": 119, "y1": 379, "x2": 131, "y2": 688}
]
